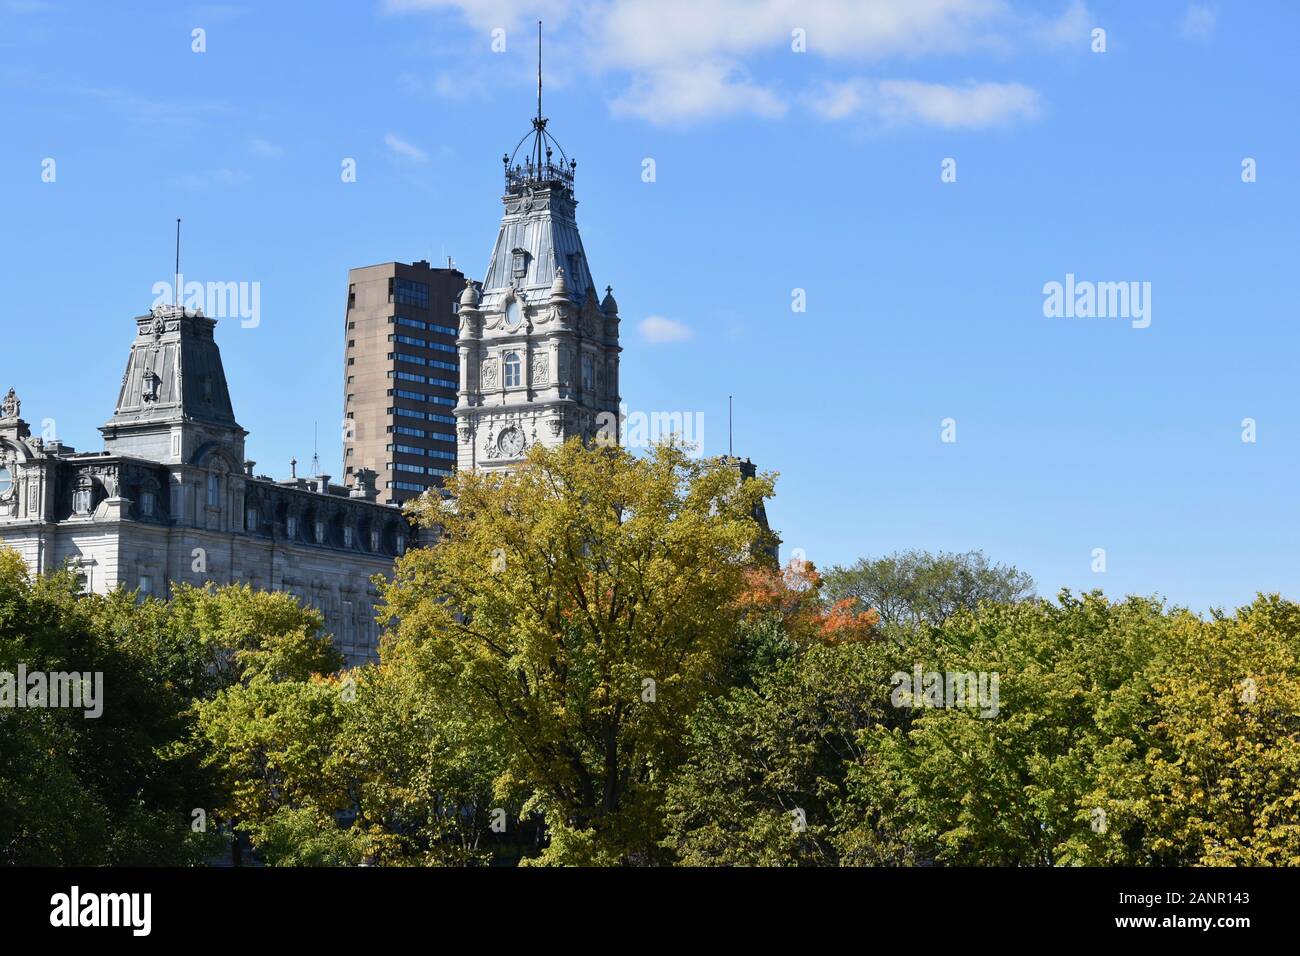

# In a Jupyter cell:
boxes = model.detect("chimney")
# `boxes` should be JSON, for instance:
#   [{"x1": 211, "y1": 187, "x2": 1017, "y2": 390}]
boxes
[{"x1": 349, "y1": 468, "x2": 379, "y2": 502}]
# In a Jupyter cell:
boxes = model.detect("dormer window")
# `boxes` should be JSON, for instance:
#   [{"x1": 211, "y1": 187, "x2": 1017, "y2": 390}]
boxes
[
  {"x1": 207, "y1": 474, "x2": 221, "y2": 508},
  {"x1": 370, "y1": 528, "x2": 381, "y2": 552},
  {"x1": 246, "y1": 507, "x2": 259, "y2": 532},
  {"x1": 315, "y1": 519, "x2": 326, "y2": 544},
  {"x1": 139, "y1": 491, "x2": 156, "y2": 517},
  {"x1": 286, "y1": 515, "x2": 298, "y2": 539},
  {"x1": 395, "y1": 532, "x2": 407, "y2": 556},
  {"x1": 344, "y1": 526, "x2": 354, "y2": 548},
  {"x1": 511, "y1": 249, "x2": 529, "y2": 278},
  {"x1": 73, "y1": 477, "x2": 93, "y2": 515}
]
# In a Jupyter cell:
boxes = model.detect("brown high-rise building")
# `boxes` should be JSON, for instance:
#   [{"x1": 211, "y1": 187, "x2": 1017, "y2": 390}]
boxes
[{"x1": 342, "y1": 260, "x2": 464, "y2": 505}]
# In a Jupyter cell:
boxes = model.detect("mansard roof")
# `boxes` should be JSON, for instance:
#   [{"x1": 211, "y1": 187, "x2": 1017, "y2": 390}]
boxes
[{"x1": 102, "y1": 305, "x2": 244, "y2": 436}]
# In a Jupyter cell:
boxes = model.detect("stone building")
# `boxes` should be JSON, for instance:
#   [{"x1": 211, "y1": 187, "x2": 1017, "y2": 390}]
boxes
[
  {"x1": 0, "y1": 304, "x2": 414, "y2": 666},
  {"x1": 454, "y1": 100, "x2": 622, "y2": 471}
]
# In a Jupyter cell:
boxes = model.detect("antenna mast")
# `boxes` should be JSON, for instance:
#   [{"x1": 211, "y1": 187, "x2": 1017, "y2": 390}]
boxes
[
  {"x1": 728, "y1": 395, "x2": 733, "y2": 457},
  {"x1": 174, "y1": 218, "x2": 181, "y2": 308}
]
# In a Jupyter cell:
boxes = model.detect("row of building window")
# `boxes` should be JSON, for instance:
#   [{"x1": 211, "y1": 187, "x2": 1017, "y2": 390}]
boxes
[
  {"x1": 394, "y1": 314, "x2": 456, "y2": 335},
  {"x1": 392, "y1": 406, "x2": 459, "y2": 422},
  {"x1": 390, "y1": 336, "x2": 457, "y2": 356},
  {"x1": 388, "y1": 444, "x2": 456, "y2": 461},
  {"x1": 390, "y1": 390, "x2": 456, "y2": 408},
  {"x1": 390, "y1": 389, "x2": 456, "y2": 406},
  {"x1": 390, "y1": 351, "x2": 457, "y2": 372},
  {"x1": 391, "y1": 425, "x2": 454, "y2": 442},
  {"x1": 389, "y1": 461, "x2": 453, "y2": 476}
]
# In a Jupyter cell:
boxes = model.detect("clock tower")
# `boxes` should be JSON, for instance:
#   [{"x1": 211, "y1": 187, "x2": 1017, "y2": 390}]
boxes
[{"x1": 454, "y1": 52, "x2": 622, "y2": 474}]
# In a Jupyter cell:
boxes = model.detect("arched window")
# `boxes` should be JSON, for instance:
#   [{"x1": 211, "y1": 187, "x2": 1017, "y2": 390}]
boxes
[
  {"x1": 504, "y1": 352, "x2": 521, "y2": 388},
  {"x1": 207, "y1": 473, "x2": 221, "y2": 508}
]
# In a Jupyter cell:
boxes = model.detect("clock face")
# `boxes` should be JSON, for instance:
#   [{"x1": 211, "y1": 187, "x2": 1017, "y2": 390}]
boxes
[
  {"x1": 497, "y1": 426, "x2": 524, "y2": 457},
  {"x1": 504, "y1": 298, "x2": 523, "y2": 330}
]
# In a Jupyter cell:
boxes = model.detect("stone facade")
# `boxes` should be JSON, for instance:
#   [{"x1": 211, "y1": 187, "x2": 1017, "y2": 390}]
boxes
[
  {"x1": 0, "y1": 304, "x2": 414, "y2": 666},
  {"x1": 454, "y1": 113, "x2": 622, "y2": 472}
]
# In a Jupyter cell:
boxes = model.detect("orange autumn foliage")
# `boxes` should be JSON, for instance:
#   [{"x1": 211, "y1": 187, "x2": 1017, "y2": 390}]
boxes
[{"x1": 736, "y1": 559, "x2": 879, "y2": 645}]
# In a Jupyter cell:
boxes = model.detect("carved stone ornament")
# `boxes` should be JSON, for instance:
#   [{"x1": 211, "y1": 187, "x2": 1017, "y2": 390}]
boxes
[
  {"x1": 480, "y1": 358, "x2": 498, "y2": 388},
  {"x1": 0, "y1": 388, "x2": 19, "y2": 420},
  {"x1": 530, "y1": 354, "x2": 549, "y2": 386}
]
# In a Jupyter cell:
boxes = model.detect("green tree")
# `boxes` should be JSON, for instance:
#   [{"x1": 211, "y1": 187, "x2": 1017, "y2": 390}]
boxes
[
  {"x1": 380, "y1": 439, "x2": 774, "y2": 864},
  {"x1": 0, "y1": 549, "x2": 221, "y2": 865},
  {"x1": 663, "y1": 640, "x2": 909, "y2": 866},
  {"x1": 823, "y1": 550, "x2": 1034, "y2": 629},
  {"x1": 842, "y1": 592, "x2": 1300, "y2": 866},
  {"x1": 187, "y1": 585, "x2": 348, "y2": 861}
]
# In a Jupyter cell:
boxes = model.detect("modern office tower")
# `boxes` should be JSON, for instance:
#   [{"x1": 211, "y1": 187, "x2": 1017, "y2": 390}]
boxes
[{"x1": 342, "y1": 260, "x2": 464, "y2": 505}]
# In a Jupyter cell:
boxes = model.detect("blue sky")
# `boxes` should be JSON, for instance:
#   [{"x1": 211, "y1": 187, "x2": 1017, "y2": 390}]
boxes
[{"x1": 2, "y1": 0, "x2": 1298, "y2": 611}]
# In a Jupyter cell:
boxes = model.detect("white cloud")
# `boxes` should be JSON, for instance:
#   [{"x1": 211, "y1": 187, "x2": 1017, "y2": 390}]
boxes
[
  {"x1": 611, "y1": 60, "x2": 785, "y2": 125},
  {"x1": 250, "y1": 138, "x2": 283, "y2": 158},
  {"x1": 638, "y1": 315, "x2": 693, "y2": 343},
  {"x1": 808, "y1": 78, "x2": 1041, "y2": 128},
  {"x1": 594, "y1": 0, "x2": 1010, "y2": 69},
  {"x1": 1034, "y1": 0, "x2": 1090, "y2": 48},
  {"x1": 1179, "y1": 2, "x2": 1217, "y2": 39},
  {"x1": 383, "y1": 0, "x2": 576, "y2": 32},
  {"x1": 385, "y1": 132, "x2": 430, "y2": 162},
  {"x1": 389, "y1": 0, "x2": 1051, "y2": 127}
]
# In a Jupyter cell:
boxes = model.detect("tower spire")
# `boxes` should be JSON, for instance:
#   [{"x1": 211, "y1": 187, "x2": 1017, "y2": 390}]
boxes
[{"x1": 502, "y1": 19, "x2": 576, "y2": 196}]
